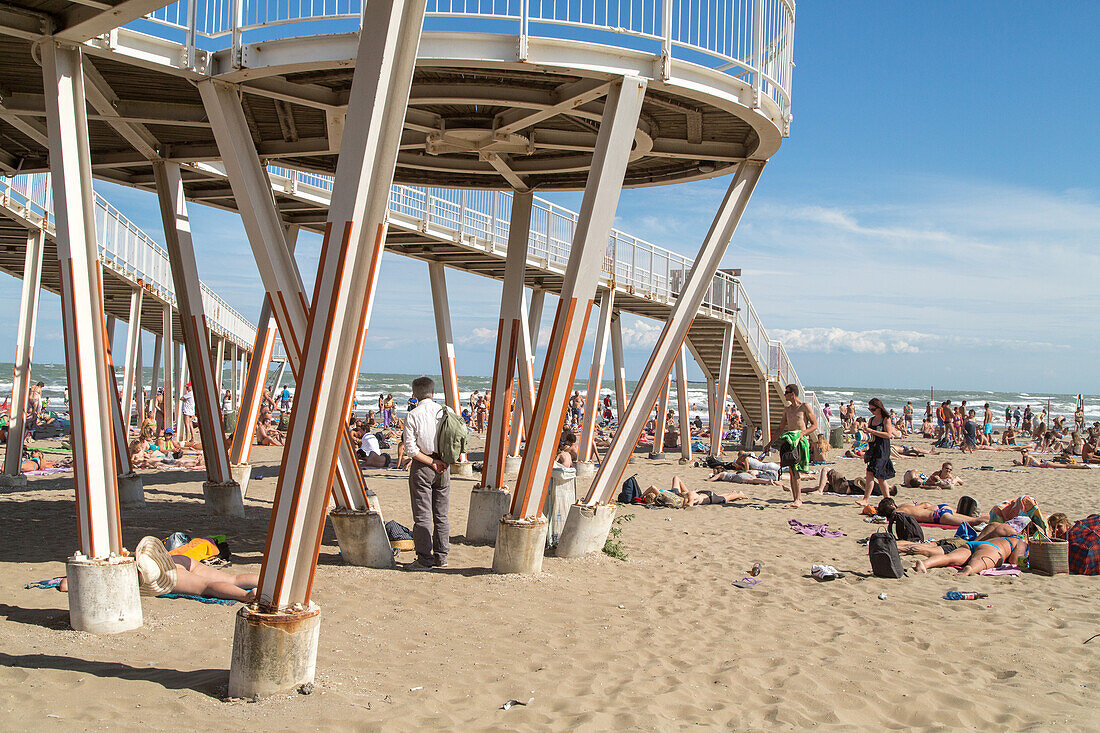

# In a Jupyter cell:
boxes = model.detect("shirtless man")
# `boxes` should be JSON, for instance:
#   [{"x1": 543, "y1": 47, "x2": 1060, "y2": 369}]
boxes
[
  {"x1": 763, "y1": 384, "x2": 818, "y2": 508},
  {"x1": 923, "y1": 461, "x2": 965, "y2": 489},
  {"x1": 982, "y1": 403, "x2": 995, "y2": 446}
]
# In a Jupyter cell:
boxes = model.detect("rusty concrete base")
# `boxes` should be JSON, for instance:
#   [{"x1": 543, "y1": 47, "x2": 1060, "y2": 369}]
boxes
[{"x1": 229, "y1": 603, "x2": 321, "y2": 698}]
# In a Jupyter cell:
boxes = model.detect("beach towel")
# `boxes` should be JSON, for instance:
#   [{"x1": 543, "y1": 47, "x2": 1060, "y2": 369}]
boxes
[
  {"x1": 26, "y1": 578, "x2": 63, "y2": 590},
  {"x1": 990, "y1": 496, "x2": 1046, "y2": 533},
  {"x1": 979, "y1": 566, "x2": 1020, "y2": 576},
  {"x1": 788, "y1": 519, "x2": 845, "y2": 538},
  {"x1": 24, "y1": 467, "x2": 71, "y2": 476},
  {"x1": 157, "y1": 592, "x2": 238, "y2": 605},
  {"x1": 778, "y1": 431, "x2": 810, "y2": 472}
]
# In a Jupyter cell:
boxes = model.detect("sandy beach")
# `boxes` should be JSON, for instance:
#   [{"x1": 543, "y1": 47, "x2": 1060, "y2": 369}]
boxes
[{"x1": 1, "y1": 431, "x2": 1097, "y2": 730}]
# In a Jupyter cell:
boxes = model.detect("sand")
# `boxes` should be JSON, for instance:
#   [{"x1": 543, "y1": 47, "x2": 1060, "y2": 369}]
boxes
[{"x1": 1, "y1": 432, "x2": 1098, "y2": 730}]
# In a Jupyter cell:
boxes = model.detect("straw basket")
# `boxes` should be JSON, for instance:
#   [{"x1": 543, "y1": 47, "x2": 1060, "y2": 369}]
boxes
[{"x1": 1028, "y1": 538, "x2": 1069, "y2": 575}]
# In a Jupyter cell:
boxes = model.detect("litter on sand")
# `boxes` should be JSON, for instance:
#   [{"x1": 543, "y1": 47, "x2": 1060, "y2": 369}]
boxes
[
  {"x1": 501, "y1": 698, "x2": 534, "y2": 710},
  {"x1": 810, "y1": 564, "x2": 842, "y2": 581},
  {"x1": 731, "y1": 577, "x2": 761, "y2": 589}
]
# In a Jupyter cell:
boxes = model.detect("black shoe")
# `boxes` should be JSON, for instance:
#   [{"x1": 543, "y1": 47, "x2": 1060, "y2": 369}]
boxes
[
  {"x1": 435, "y1": 559, "x2": 448, "y2": 569},
  {"x1": 409, "y1": 560, "x2": 433, "y2": 571}
]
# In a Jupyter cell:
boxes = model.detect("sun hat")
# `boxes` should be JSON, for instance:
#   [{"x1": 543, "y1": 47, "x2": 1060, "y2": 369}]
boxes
[
  {"x1": 164, "y1": 428, "x2": 174, "y2": 435},
  {"x1": 134, "y1": 536, "x2": 177, "y2": 596}
]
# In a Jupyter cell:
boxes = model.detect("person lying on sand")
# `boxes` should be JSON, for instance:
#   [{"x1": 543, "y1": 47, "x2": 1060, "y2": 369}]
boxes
[
  {"x1": 895, "y1": 444, "x2": 932, "y2": 458},
  {"x1": 1014, "y1": 448, "x2": 1092, "y2": 469},
  {"x1": 913, "y1": 534, "x2": 1026, "y2": 575},
  {"x1": 706, "y1": 466, "x2": 781, "y2": 486},
  {"x1": 58, "y1": 536, "x2": 258, "y2": 602},
  {"x1": 809, "y1": 468, "x2": 897, "y2": 496},
  {"x1": 641, "y1": 476, "x2": 748, "y2": 507},
  {"x1": 877, "y1": 497, "x2": 983, "y2": 527},
  {"x1": 18, "y1": 449, "x2": 69, "y2": 472},
  {"x1": 922, "y1": 462, "x2": 965, "y2": 489}
]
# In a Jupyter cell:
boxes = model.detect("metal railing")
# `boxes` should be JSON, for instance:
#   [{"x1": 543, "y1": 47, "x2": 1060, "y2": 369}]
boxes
[
  {"x1": 0, "y1": 173, "x2": 256, "y2": 350},
  {"x1": 139, "y1": 0, "x2": 794, "y2": 125},
  {"x1": 265, "y1": 163, "x2": 812, "y2": 409}
]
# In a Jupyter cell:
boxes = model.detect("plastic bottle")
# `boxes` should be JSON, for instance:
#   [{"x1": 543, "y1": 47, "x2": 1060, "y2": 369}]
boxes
[
  {"x1": 945, "y1": 590, "x2": 989, "y2": 601},
  {"x1": 750, "y1": 563, "x2": 762, "y2": 577}
]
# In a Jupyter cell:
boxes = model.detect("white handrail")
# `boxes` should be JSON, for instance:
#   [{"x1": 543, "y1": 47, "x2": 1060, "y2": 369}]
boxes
[
  {"x1": 0, "y1": 173, "x2": 256, "y2": 350},
  {"x1": 138, "y1": 0, "x2": 794, "y2": 124}
]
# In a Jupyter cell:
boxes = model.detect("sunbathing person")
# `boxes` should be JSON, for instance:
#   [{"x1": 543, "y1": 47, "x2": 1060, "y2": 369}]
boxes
[
  {"x1": 811, "y1": 469, "x2": 897, "y2": 496},
  {"x1": 1014, "y1": 448, "x2": 1091, "y2": 469},
  {"x1": 896, "y1": 444, "x2": 931, "y2": 458},
  {"x1": 256, "y1": 416, "x2": 284, "y2": 446},
  {"x1": 877, "y1": 497, "x2": 983, "y2": 527},
  {"x1": 58, "y1": 536, "x2": 258, "y2": 602},
  {"x1": 706, "y1": 466, "x2": 781, "y2": 486},
  {"x1": 18, "y1": 449, "x2": 67, "y2": 472},
  {"x1": 923, "y1": 461, "x2": 965, "y2": 488},
  {"x1": 674, "y1": 475, "x2": 749, "y2": 506},
  {"x1": 913, "y1": 535, "x2": 1026, "y2": 575}
]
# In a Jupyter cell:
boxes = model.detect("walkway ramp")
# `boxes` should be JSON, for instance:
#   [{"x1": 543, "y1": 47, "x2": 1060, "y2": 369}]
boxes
[{"x1": 0, "y1": 173, "x2": 255, "y2": 352}]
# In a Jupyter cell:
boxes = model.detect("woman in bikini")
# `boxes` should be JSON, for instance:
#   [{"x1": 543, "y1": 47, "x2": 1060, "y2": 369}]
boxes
[{"x1": 914, "y1": 534, "x2": 1026, "y2": 575}]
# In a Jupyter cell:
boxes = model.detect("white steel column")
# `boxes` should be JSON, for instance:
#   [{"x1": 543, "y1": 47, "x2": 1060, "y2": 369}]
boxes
[
  {"x1": 480, "y1": 191, "x2": 533, "y2": 491},
  {"x1": 760, "y1": 380, "x2": 772, "y2": 447},
  {"x1": 231, "y1": 300, "x2": 277, "y2": 464},
  {"x1": 174, "y1": 352, "x2": 187, "y2": 435},
  {"x1": 149, "y1": 333, "x2": 162, "y2": 402},
  {"x1": 706, "y1": 377, "x2": 718, "y2": 450},
  {"x1": 227, "y1": 0, "x2": 425, "y2": 611},
  {"x1": 711, "y1": 323, "x2": 734, "y2": 458},
  {"x1": 133, "y1": 336, "x2": 143, "y2": 419},
  {"x1": 214, "y1": 336, "x2": 226, "y2": 395},
  {"x1": 230, "y1": 343, "x2": 239, "y2": 411},
  {"x1": 428, "y1": 262, "x2": 461, "y2": 415},
  {"x1": 119, "y1": 287, "x2": 142, "y2": 428},
  {"x1": 161, "y1": 305, "x2": 174, "y2": 433},
  {"x1": 3, "y1": 229, "x2": 45, "y2": 481},
  {"x1": 153, "y1": 160, "x2": 233, "y2": 483},
  {"x1": 578, "y1": 289, "x2": 614, "y2": 463},
  {"x1": 610, "y1": 310, "x2": 627, "y2": 420},
  {"x1": 651, "y1": 375, "x2": 670, "y2": 457},
  {"x1": 42, "y1": 42, "x2": 122, "y2": 558},
  {"x1": 506, "y1": 292, "x2": 538, "y2": 458},
  {"x1": 505, "y1": 76, "x2": 646, "y2": 522},
  {"x1": 200, "y1": 82, "x2": 369, "y2": 513},
  {"x1": 584, "y1": 160, "x2": 765, "y2": 505},
  {"x1": 675, "y1": 344, "x2": 692, "y2": 462}
]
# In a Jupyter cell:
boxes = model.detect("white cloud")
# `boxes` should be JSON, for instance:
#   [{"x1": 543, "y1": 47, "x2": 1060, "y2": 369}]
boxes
[
  {"x1": 771, "y1": 327, "x2": 1069, "y2": 355},
  {"x1": 458, "y1": 327, "x2": 497, "y2": 345},
  {"x1": 620, "y1": 320, "x2": 662, "y2": 349}
]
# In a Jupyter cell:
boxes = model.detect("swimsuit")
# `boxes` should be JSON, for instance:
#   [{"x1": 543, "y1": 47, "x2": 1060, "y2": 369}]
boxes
[
  {"x1": 932, "y1": 504, "x2": 953, "y2": 523},
  {"x1": 700, "y1": 490, "x2": 726, "y2": 506}
]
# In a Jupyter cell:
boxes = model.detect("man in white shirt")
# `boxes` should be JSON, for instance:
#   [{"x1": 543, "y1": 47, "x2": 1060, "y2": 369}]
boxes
[
  {"x1": 358, "y1": 429, "x2": 389, "y2": 468},
  {"x1": 180, "y1": 382, "x2": 197, "y2": 444},
  {"x1": 402, "y1": 376, "x2": 449, "y2": 569}
]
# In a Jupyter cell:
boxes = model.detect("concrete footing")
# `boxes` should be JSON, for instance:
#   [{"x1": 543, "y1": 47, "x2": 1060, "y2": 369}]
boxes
[
  {"x1": 230, "y1": 463, "x2": 252, "y2": 498},
  {"x1": 66, "y1": 555, "x2": 143, "y2": 634},
  {"x1": 492, "y1": 517, "x2": 548, "y2": 574},
  {"x1": 574, "y1": 461, "x2": 597, "y2": 478},
  {"x1": 117, "y1": 472, "x2": 145, "y2": 508},
  {"x1": 203, "y1": 480, "x2": 245, "y2": 517},
  {"x1": 229, "y1": 603, "x2": 321, "y2": 698},
  {"x1": 465, "y1": 488, "x2": 511, "y2": 544},
  {"x1": 503, "y1": 455, "x2": 522, "y2": 473},
  {"x1": 647, "y1": 452, "x2": 666, "y2": 460},
  {"x1": 0, "y1": 473, "x2": 28, "y2": 489},
  {"x1": 555, "y1": 503, "x2": 617, "y2": 558},
  {"x1": 329, "y1": 508, "x2": 395, "y2": 568},
  {"x1": 450, "y1": 461, "x2": 474, "y2": 478},
  {"x1": 678, "y1": 457, "x2": 692, "y2": 464}
]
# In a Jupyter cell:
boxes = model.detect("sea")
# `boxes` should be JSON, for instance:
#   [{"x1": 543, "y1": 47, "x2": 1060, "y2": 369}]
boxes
[{"x1": 3, "y1": 363, "x2": 1098, "y2": 425}]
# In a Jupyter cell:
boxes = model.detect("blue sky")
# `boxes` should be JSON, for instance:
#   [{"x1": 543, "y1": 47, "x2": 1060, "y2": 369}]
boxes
[{"x1": 2, "y1": 1, "x2": 1098, "y2": 393}]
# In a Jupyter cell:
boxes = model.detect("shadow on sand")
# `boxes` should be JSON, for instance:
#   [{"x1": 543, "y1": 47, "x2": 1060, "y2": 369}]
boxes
[{"x1": 0, "y1": 650, "x2": 227, "y2": 698}]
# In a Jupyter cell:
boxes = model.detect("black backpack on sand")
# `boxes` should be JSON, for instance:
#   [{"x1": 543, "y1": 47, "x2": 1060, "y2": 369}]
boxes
[
  {"x1": 889, "y1": 513, "x2": 924, "y2": 543},
  {"x1": 869, "y1": 531, "x2": 905, "y2": 578},
  {"x1": 617, "y1": 475, "x2": 641, "y2": 504}
]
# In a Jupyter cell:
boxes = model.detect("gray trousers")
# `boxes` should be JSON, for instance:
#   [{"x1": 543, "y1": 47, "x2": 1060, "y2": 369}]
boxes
[{"x1": 409, "y1": 461, "x2": 450, "y2": 564}]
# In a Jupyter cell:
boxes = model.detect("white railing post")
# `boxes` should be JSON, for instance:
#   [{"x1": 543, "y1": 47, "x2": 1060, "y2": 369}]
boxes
[
  {"x1": 752, "y1": 0, "x2": 764, "y2": 108},
  {"x1": 186, "y1": 0, "x2": 197, "y2": 69},
  {"x1": 519, "y1": 0, "x2": 529, "y2": 60},
  {"x1": 660, "y1": 0, "x2": 672, "y2": 80},
  {"x1": 231, "y1": 0, "x2": 244, "y2": 68}
]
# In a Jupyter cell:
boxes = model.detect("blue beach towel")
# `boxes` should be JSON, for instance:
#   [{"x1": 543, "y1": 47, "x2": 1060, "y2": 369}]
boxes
[{"x1": 157, "y1": 593, "x2": 238, "y2": 605}]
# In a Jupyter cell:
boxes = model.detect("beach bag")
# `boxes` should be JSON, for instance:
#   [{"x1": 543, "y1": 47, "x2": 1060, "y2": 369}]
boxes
[
  {"x1": 1029, "y1": 537, "x2": 1069, "y2": 576},
  {"x1": 617, "y1": 475, "x2": 641, "y2": 504},
  {"x1": 869, "y1": 531, "x2": 904, "y2": 578},
  {"x1": 1068, "y1": 514, "x2": 1100, "y2": 575},
  {"x1": 169, "y1": 538, "x2": 221, "y2": 563},
  {"x1": 436, "y1": 406, "x2": 468, "y2": 464},
  {"x1": 374, "y1": 431, "x2": 390, "y2": 449},
  {"x1": 889, "y1": 513, "x2": 924, "y2": 543}
]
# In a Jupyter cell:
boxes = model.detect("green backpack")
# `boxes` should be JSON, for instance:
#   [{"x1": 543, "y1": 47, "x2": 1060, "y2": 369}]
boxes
[{"x1": 436, "y1": 406, "x2": 468, "y2": 465}]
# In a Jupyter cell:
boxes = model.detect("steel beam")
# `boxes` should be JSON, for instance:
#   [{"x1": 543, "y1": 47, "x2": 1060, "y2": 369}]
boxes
[
  {"x1": 583, "y1": 160, "x2": 765, "y2": 504},
  {"x1": 610, "y1": 309, "x2": 627, "y2": 421},
  {"x1": 174, "y1": 351, "x2": 187, "y2": 435},
  {"x1": 675, "y1": 344, "x2": 692, "y2": 462},
  {"x1": 428, "y1": 261, "x2": 461, "y2": 414},
  {"x1": 506, "y1": 290, "x2": 538, "y2": 458},
  {"x1": 480, "y1": 191, "x2": 533, "y2": 490},
  {"x1": 578, "y1": 289, "x2": 614, "y2": 462},
  {"x1": 711, "y1": 322, "x2": 734, "y2": 458},
  {"x1": 161, "y1": 304, "x2": 174, "y2": 432},
  {"x1": 236, "y1": 0, "x2": 426, "y2": 611},
  {"x1": 153, "y1": 160, "x2": 233, "y2": 482},
  {"x1": 230, "y1": 343, "x2": 239, "y2": 411},
  {"x1": 760, "y1": 380, "x2": 772, "y2": 447},
  {"x1": 42, "y1": 42, "x2": 122, "y2": 558},
  {"x1": 119, "y1": 287, "x2": 142, "y2": 429},
  {"x1": 200, "y1": 80, "x2": 369, "y2": 513},
  {"x1": 3, "y1": 228, "x2": 44, "y2": 478},
  {"x1": 505, "y1": 76, "x2": 646, "y2": 521},
  {"x1": 149, "y1": 333, "x2": 162, "y2": 406},
  {"x1": 652, "y1": 374, "x2": 670, "y2": 456},
  {"x1": 214, "y1": 335, "x2": 226, "y2": 395}
]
